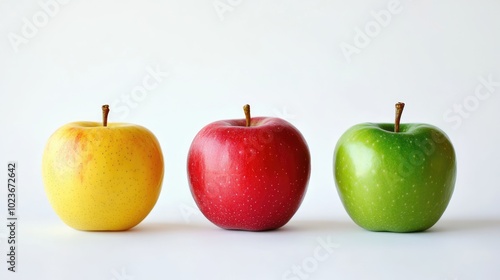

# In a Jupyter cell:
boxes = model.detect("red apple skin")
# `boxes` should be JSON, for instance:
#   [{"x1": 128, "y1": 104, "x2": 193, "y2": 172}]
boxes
[{"x1": 187, "y1": 117, "x2": 311, "y2": 231}]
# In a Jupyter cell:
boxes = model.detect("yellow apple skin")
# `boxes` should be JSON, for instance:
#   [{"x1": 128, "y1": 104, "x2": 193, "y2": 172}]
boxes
[{"x1": 42, "y1": 122, "x2": 164, "y2": 231}]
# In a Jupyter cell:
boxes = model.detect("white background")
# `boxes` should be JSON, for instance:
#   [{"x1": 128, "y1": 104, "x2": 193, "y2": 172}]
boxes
[{"x1": 1, "y1": 0, "x2": 500, "y2": 279}]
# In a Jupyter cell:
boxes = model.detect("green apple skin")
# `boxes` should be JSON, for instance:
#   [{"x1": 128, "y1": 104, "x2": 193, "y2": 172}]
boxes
[{"x1": 334, "y1": 123, "x2": 456, "y2": 232}]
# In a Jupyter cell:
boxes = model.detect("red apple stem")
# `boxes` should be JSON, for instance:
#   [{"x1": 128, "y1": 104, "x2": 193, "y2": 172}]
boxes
[
  {"x1": 394, "y1": 102, "x2": 405, "y2": 133},
  {"x1": 102, "y1": 104, "x2": 110, "y2": 127},
  {"x1": 243, "y1": 104, "x2": 251, "y2": 127}
]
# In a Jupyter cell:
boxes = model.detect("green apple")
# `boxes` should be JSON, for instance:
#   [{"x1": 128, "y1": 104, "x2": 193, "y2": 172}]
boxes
[{"x1": 334, "y1": 103, "x2": 456, "y2": 232}]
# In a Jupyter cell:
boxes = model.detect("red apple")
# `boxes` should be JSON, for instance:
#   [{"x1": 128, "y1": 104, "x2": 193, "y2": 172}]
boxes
[{"x1": 187, "y1": 105, "x2": 311, "y2": 231}]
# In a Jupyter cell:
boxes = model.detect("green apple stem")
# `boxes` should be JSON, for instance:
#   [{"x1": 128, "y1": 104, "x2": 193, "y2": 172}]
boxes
[
  {"x1": 243, "y1": 104, "x2": 251, "y2": 127},
  {"x1": 102, "y1": 104, "x2": 110, "y2": 127},
  {"x1": 394, "y1": 102, "x2": 405, "y2": 133}
]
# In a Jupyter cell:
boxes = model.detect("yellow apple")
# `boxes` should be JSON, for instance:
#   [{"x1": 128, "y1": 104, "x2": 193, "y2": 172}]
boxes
[{"x1": 42, "y1": 105, "x2": 164, "y2": 231}]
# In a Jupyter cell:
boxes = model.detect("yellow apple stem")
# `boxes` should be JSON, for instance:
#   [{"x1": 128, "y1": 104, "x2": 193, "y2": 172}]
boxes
[
  {"x1": 102, "y1": 104, "x2": 110, "y2": 127},
  {"x1": 243, "y1": 104, "x2": 251, "y2": 127},
  {"x1": 394, "y1": 102, "x2": 405, "y2": 133}
]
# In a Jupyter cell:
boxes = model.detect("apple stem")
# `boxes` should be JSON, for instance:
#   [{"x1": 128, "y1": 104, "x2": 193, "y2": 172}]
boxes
[
  {"x1": 394, "y1": 102, "x2": 405, "y2": 133},
  {"x1": 243, "y1": 104, "x2": 251, "y2": 127},
  {"x1": 102, "y1": 104, "x2": 110, "y2": 127}
]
